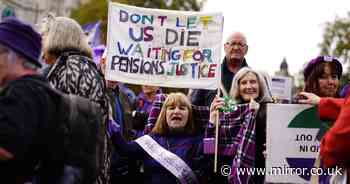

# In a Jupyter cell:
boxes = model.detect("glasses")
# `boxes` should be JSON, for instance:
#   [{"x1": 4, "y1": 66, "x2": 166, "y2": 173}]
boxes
[{"x1": 226, "y1": 42, "x2": 247, "y2": 48}]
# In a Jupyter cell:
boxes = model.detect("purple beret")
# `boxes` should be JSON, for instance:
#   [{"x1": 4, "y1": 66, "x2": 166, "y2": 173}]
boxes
[
  {"x1": 0, "y1": 18, "x2": 42, "y2": 67},
  {"x1": 303, "y1": 56, "x2": 342, "y2": 81}
]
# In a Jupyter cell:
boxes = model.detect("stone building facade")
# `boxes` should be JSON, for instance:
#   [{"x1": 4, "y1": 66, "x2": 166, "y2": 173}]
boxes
[{"x1": 0, "y1": 0, "x2": 87, "y2": 25}]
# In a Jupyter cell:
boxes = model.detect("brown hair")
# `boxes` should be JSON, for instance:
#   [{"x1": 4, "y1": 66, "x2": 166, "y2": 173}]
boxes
[
  {"x1": 151, "y1": 93, "x2": 195, "y2": 135},
  {"x1": 304, "y1": 62, "x2": 340, "y2": 97}
]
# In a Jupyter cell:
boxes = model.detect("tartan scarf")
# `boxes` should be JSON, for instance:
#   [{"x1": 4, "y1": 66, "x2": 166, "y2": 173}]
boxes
[
  {"x1": 204, "y1": 104, "x2": 255, "y2": 156},
  {"x1": 143, "y1": 94, "x2": 257, "y2": 183},
  {"x1": 228, "y1": 105, "x2": 257, "y2": 184},
  {"x1": 202, "y1": 104, "x2": 257, "y2": 183}
]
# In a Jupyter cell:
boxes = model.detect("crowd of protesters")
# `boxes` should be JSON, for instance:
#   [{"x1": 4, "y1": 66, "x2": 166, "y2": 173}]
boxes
[{"x1": 0, "y1": 14, "x2": 349, "y2": 184}]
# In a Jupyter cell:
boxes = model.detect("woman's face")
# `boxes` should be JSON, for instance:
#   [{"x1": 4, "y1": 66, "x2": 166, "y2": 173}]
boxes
[
  {"x1": 318, "y1": 64, "x2": 339, "y2": 97},
  {"x1": 239, "y1": 72, "x2": 260, "y2": 102},
  {"x1": 166, "y1": 104, "x2": 189, "y2": 129}
]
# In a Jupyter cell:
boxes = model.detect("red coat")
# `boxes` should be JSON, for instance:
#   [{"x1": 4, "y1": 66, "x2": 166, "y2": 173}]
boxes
[{"x1": 318, "y1": 97, "x2": 350, "y2": 169}]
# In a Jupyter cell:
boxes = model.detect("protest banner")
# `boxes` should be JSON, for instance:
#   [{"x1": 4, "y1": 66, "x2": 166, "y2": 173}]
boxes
[
  {"x1": 106, "y1": 2, "x2": 223, "y2": 89},
  {"x1": 266, "y1": 104, "x2": 331, "y2": 183}
]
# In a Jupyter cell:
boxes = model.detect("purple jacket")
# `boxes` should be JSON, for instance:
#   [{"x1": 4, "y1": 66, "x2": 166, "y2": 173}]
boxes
[
  {"x1": 136, "y1": 89, "x2": 162, "y2": 114},
  {"x1": 111, "y1": 131, "x2": 208, "y2": 184}
]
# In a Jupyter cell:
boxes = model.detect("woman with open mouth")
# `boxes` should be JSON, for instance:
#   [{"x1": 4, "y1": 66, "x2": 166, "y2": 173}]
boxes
[{"x1": 108, "y1": 92, "x2": 208, "y2": 184}]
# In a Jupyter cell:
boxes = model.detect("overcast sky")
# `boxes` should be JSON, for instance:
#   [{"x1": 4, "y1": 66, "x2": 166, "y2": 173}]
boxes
[{"x1": 202, "y1": 0, "x2": 350, "y2": 76}]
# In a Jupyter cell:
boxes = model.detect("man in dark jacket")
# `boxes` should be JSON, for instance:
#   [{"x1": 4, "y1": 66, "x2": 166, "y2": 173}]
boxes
[
  {"x1": 190, "y1": 32, "x2": 249, "y2": 106},
  {"x1": 0, "y1": 18, "x2": 62, "y2": 183}
]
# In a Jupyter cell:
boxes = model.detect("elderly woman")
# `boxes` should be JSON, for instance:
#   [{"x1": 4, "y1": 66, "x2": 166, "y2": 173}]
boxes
[
  {"x1": 303, "y1": 56, "x2": 342, "y2": 98},
  {"x1": 208, "y1": 67, "x2": 272, "y2": 184},
  {"x1": 40, "y1": 15, "x2": 106, "y2": 103},
  {"x1": 39, "y1": 15, "x2": 110, "y2": 184},
  {"x1": 108, "y1": 93, "x2": 207, "y2": 184}
]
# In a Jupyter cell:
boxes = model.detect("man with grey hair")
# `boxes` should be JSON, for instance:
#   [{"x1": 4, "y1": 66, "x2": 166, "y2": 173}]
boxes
[
  {"x1": 0, "y1": 18, "x2": 59, "y2": 183},
  {"x1": 190, "y1": 31, "x2": 249, "y2": 106}
]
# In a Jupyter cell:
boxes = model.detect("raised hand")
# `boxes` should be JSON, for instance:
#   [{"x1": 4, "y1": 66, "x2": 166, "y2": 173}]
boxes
[
  {"x1": 249, "y1": 97, "x2": 260, "y2": 111},
  {"x1": 298, "y1": 92, "x2": 321, "y2": 105}
]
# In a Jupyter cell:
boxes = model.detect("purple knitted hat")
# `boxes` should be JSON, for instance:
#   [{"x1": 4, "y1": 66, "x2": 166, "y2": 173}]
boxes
[
  {"x1": 0, "y1": 18, "x2": 42, "y2": 67},
  {"x1": 303, "y1": 56, "x2": 342, "y2": 81}
]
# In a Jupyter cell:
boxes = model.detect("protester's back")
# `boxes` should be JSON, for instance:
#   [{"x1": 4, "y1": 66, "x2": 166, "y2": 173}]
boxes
[
  {"x1": 28, "y1": 78, "x2": 102, "y2": 184},
  {"x1": 40, "y1": 16, "x2": 110, "y2": 183},
  {"x1": 1, "y1": 77, "x2": 102, "y2": 184},
  {"x1": 46, "y1": 51, "x2": 109, "y2": 184},
  {"x1": 0, "y1": 76, "x2": 60, "y2": 183}
]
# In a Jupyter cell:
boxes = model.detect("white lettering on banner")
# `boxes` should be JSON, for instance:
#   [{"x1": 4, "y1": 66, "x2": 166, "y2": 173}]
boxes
[{"x1": 135, "y1": 135, "x2": 199, "y2": 184}]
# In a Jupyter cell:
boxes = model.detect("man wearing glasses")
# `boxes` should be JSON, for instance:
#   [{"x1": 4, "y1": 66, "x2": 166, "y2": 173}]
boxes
[{"x1": 190, "y1": 32, "x2": 249, "y2": 106}]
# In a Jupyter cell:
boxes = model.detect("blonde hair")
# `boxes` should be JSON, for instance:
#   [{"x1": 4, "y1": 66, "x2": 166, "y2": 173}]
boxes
[
  {"x1": 40, "y1": 15, "x2": 92, "y2": 58},
  {"x1": 229, "y1": 67, "x2": 272, "y2": 103},
  {"x1": 151, "y1": 93, "x2": 195, "y2": 135}
]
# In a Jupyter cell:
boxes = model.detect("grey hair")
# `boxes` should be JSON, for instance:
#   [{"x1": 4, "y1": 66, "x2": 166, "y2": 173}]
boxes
[
  {"x1": 0, "y1": 44, "x2": 38, "y2": 70},
  {"x1": 40, "y1": 16, "x2": 92, "y2": 58},
  {"x1": 229, "y1": 67, "x2": 272, "y2": 103}
]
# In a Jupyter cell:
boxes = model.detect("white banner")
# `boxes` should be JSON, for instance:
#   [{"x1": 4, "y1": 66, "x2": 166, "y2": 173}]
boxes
[
  {"x1": 266, "y1": 104, "x2": 331, "y2": 183},
  {"x1": 106, "y1": 2, "x2": 223, "y2": 89}
]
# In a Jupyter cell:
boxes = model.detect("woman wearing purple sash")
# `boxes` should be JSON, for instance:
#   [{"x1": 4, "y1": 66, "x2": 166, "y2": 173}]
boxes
[{"x1": 108, "y1": 93, "x2": 209, "y2": 184}]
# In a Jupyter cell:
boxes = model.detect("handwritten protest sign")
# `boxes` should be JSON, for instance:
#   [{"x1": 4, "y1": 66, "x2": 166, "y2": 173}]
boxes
[
  {"x1": 266, "y1": 104, "x2": 331, "y2": 183},
  {"x1": 106, "y1": 2, "x2": 223, "y2": 89}
]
